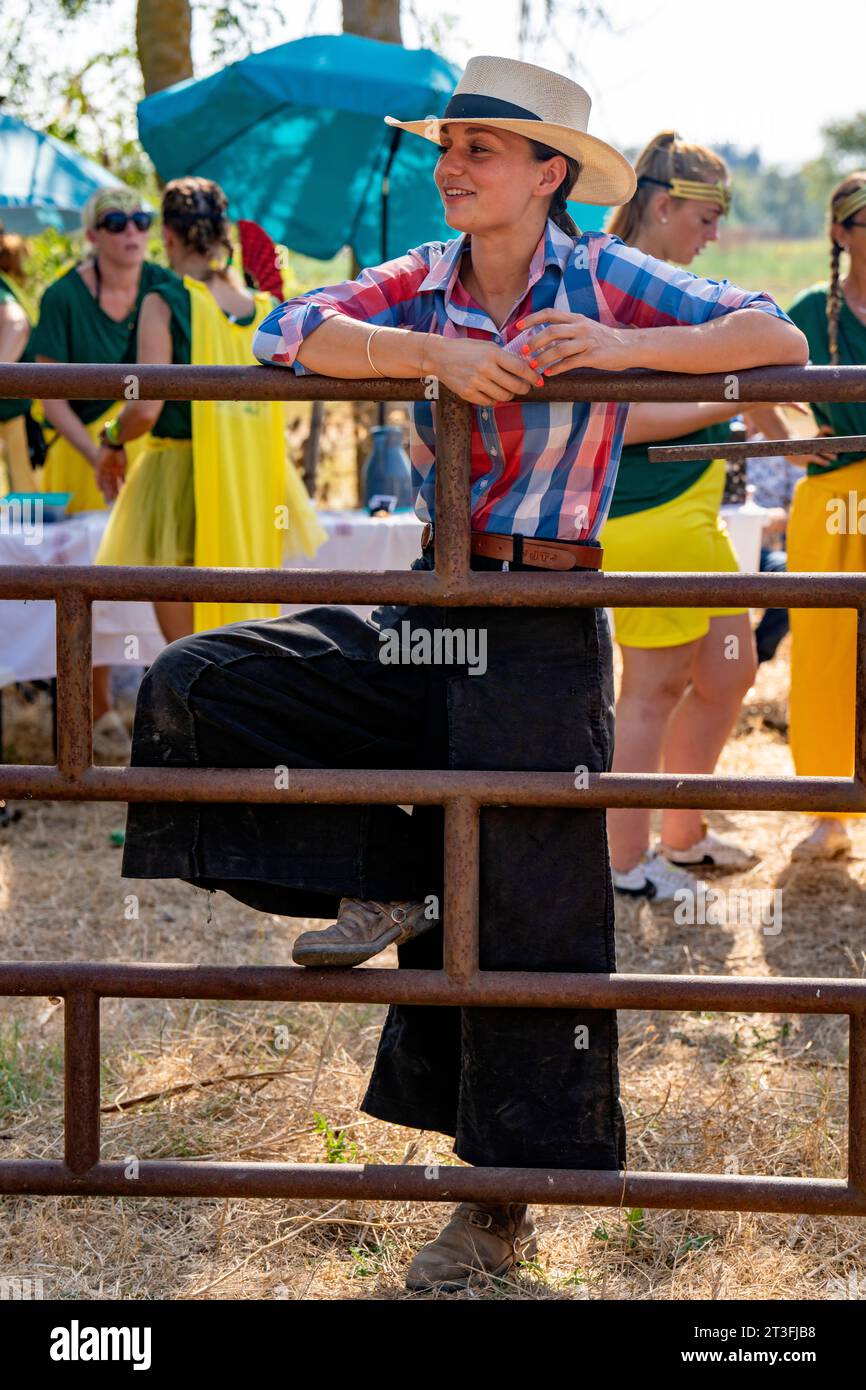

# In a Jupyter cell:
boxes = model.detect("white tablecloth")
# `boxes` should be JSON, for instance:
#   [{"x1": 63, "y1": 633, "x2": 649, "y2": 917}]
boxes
[
  {"x1": 0, "y1": 508, "x2": 424, "y2": 685},
  {"x1": 1, "y1": 502, "x2": 770, "y2": 686}
]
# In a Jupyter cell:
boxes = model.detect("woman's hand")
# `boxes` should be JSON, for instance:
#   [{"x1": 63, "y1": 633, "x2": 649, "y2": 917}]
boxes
[
  {"x1": 425, "y1": 335, "x2": 544, "y2": 406},
  {"x1": 514, "y1": 308, "x2": 639, "y2": 375},
  {"x1": 790, "y1": 424, "x2": 838, "y2": 469},
  {"x1": 94, "y1": 445, "x2": 127, "y2": 502}
]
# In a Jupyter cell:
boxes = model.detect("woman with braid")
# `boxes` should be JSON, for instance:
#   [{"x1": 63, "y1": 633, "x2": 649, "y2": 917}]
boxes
[
  {"x1": 600, "y1": 132, "x2": 797, "y2": 899},
  {"x1": 784, "y1": 173, "x2": 866, "y2": 861}
]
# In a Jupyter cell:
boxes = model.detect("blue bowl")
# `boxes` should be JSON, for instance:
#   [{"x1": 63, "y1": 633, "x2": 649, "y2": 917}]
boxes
[{"x1": 2, "y1": 491, "x2": 73, "y2": 522}]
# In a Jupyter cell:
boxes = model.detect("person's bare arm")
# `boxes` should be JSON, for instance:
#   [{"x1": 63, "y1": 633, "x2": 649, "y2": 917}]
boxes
[
  {"x1": 109, "y1": 292, "x2": 173, "y2": 441},
  {"x1": 523, "y1": 306, "x2": 808, "y2": 376},
  {"x1": 38, "y1": 356, "x2": 102, "y2": 466},
  {"x1": 292, "y1": 317, "x2": 542, "y2": 408},
  {"x1": 0, "y1": 300, "x2": 29, "y2": 364},
  {"x1": 623, "y1": 401, "x2": 742, "y2": 446}
]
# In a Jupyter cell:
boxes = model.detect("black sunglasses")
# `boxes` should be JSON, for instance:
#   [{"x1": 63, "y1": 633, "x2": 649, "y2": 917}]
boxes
[{"x1": 96, "y1": 210, "x2": 153, "y2": 234}]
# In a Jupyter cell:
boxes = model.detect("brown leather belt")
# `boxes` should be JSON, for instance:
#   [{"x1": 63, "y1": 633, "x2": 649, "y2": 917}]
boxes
[{"x1": 420, "y1": 523, "x2": 603, "y2": 571}]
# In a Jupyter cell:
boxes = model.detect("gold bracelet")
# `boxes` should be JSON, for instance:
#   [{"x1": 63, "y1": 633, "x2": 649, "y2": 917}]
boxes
[{"x1": 365, "y1": 326, "x2": 386, "y2": 377}]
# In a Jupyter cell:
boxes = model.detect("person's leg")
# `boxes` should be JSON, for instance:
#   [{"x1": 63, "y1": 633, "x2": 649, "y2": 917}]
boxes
[
  {"x1": 606, "y1": 640, "x2": 694, "y2": 873},
  {"x1": 659, "y1": 611, "x2": 756, "y2": 851},
  {"x1": 442, "y1": 596, "x2": 625, "y2": 1171},
  {"x1": 123, "y1": 596, "x2": 464, "y2": 1134},
  {"x1": 755, "y1": 547, "x2": 789, "y2": 665},
  {"x1": 92, "y1": 665, "x2": 112, "y2": 722},
  {"x1": 153, "y1": 601, "x2": 195, "y2": 644}
]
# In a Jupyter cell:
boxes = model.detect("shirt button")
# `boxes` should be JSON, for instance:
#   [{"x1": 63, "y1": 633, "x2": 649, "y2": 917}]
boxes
[
  {"x1": 490, "y1": 446, "x2": 498, "y2": 457},
  {"x1": 481, "y1": 409, "x2": 489, "y2": 420}
]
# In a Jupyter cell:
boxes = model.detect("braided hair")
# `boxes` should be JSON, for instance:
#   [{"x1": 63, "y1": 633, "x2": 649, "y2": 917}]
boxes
[
  {"x1": 526, "y1": 138, "x2": 583, "y2": 236},
  {"x1": 827, "y1": 172, "x2": 866, "y2": 364},
  {"x1": 161, "y1": 177, "x2": 233, "y2": 278},
  {"x1": 607, "y1": 129, "x2": 728, "y2": 243}
]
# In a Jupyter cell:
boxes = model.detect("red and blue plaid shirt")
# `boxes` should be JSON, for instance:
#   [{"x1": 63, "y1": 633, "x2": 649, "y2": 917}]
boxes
[{"x1": 253, "y1": 218, "x2": 793, "y2": 542}]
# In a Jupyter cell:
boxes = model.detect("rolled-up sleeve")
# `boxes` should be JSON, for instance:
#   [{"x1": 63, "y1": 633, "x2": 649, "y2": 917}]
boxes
[
  {"x1": 253, "y1": 245, "x2": 434, "y2": 373},
  {"x1": 592, "y1": 232, "x2": 794, "y2": 330}
]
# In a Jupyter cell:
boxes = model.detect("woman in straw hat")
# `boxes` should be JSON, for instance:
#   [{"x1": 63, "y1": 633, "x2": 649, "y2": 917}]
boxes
[
  {"x1": 120, "y1": 56, "x2": 806, "y2": 1291},
  {"x1": 783, "y1": 172, "x2": 866, "y2": 861}
]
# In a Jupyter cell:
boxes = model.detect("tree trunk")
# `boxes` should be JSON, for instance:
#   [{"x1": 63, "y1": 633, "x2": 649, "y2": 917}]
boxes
[
  {"x1": 341, "y1": 0, "x2": 402, "y2": 43},
  {"x1": 136, "y1": 0, "x2": 194, "y2": 97}
]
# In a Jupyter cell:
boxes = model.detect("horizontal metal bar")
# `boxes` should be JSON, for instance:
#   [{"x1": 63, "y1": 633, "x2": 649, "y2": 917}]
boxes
[
  {"x1": 1, "y1": 963, "x2": 863, "y2": 1012},
  {"x1": 1, "y1": 765, "x2": 863, "y2": 812},
  {"x1": 650, "y1": 434, "x2": 866, "y2": 462},
  {"x1": 0, "y1": 1160, "x2": 861, "y2": 1213},
  {"x1": 3, "y1": 362, "x2": 866, "y2": 403},
  {"x1": 2, "y1": 565, "x2": 866, "y2": 608}
]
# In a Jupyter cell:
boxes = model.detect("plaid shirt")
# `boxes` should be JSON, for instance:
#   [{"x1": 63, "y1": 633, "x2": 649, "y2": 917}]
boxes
[{"x1": 253, "y1": 218, "x2": 793, "y2": 542}]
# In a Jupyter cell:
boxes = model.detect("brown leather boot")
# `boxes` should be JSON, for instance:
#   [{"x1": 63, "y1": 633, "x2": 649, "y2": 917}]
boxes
[
  {"x1": 405, "y1": 1203, "x2": 538, "y2": 1291},
  {"x1": 292, "y1": 897, "x2": 434, "y2": 967}
]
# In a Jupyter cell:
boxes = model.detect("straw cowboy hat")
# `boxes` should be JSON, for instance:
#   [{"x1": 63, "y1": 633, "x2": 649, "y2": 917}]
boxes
[{"x1": 385, "y1": 54, "x2": 636, "y2": 207}]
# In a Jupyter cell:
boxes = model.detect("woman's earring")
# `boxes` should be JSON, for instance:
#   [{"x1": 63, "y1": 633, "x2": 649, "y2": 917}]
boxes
[{"x1": 660, "y1": 216, "x2": 668, "y2": 224}]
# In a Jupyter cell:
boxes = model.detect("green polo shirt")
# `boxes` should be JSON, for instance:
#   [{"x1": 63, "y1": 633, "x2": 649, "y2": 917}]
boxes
[
  {"x1": 786, "y1": 284, "x2": 866, "y2": 475},
  {"x1": 29, "y1": 260, "x2": 180, "y2": 425}
]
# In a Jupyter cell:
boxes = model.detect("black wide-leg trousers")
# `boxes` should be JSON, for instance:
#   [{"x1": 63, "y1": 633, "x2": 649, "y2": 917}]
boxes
[{"x1": 121, "y1": 551, "x2": 627, "y2": 1170}]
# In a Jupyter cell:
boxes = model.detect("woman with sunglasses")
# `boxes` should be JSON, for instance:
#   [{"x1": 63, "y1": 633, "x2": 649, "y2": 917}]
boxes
[
  {"x1": 29, "y1": 188, "x2": 177, "y2": 758},
  {"x1": 119, "y1": 56, "x2": 806, "y2": 1291},
  {"x1": 91, "y1": 176, "x2": 324, "y2": 643}
]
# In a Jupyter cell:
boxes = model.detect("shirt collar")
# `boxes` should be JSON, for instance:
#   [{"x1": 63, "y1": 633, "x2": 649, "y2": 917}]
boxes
[{"x1": 418, "y1": 216, "x2": 575, "y2": 302}]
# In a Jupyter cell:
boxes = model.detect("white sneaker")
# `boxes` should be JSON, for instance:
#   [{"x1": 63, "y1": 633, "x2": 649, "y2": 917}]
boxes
[
  {"x1": 660, "y1": 830, "x2": 758, "y2": 870},
  {"x1": 92, "y1": 710, "x2": 132, "y2": 763},
  {"x1": 613, "y1": 851, "x2": 698, "y2": 901},
  {"x1": 790, "y1": 819, "x2": 851, "y2": 862}
]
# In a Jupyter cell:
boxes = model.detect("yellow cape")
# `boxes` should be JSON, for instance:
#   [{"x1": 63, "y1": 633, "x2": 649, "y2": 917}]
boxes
[{"x1": 186, "y1": 276, "x2": 326, "y2": 632}]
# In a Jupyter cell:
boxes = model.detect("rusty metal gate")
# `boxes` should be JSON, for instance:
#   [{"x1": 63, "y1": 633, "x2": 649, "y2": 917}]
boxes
[{"x1": 1, "y1": 360, "x2": 866, "y2": 1215}]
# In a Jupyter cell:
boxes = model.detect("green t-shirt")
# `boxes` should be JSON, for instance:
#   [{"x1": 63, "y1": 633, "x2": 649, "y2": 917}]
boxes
[
  {"x1": 786, "y1": 283, "x2": 866, "y2": 475},
  {"x1": 140, "y1": 277, "x2": 258, "y2": 439},
  {"x1": 0, "y1": 273, "x2": 34, "y2": 423},
  {"x1": 29, "y1": 259, "x2": 180, "y2": 425},
  {"x1": 608, "y1": 418, "x2": 735, "y2": 519}
]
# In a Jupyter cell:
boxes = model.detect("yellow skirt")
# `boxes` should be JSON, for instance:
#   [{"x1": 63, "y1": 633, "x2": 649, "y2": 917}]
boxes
[
  {"x1": 599, "y1": 459, "x2": 744, "y2": 649},
  {"x1": 42, "y1": 404, "x2": 149, "y2": 514},
  {"x1": 787, "y1": 457, "x2": 866, "y2": 804},
  {"x1": 94, "y1": 437, "x2": 195, "y2": 567},
  {"x1": 0, "y1": 415, "x2": 33, "y2": 493}
]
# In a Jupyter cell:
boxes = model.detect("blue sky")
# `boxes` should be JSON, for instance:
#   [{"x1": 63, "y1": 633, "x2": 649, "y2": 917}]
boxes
[{"x1": 51, "y1": 0, "x2": 866, "y2": 171}]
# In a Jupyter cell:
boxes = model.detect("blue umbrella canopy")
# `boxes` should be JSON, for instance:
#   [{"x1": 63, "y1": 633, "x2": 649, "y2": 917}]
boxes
[
  {"x1": 0, "y1": 113, "x2": 136, "y2": 235},
  {"x1": 138, "y1": 33, "x2": 462, "y2": 266}
]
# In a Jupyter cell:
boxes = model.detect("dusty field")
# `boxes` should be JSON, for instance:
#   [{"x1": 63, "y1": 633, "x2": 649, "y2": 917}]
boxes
[{"x1": 1, "y1": 639, "x2": 865, "y2": 1301}]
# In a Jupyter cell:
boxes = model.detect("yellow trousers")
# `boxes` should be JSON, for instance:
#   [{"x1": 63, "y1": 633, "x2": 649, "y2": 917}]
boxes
[{"x1": 787, "y1": 456, "x2": 866, "y2": 813}]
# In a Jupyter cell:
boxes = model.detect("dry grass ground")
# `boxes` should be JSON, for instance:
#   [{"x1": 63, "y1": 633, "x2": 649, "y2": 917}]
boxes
[{"x1": 1, "y1": 637, "x2": 865, "y2": 1301}]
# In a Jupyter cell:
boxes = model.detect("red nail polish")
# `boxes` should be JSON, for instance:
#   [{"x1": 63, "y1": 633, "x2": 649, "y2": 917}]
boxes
[
  {"x1": 521, "y1": 345, "x2": 529, "y2": 356},
  {"x1": 536, "y1": 376, "x2": 544, "y2": 387},
  {"x1": 516, "y1": 319, "x2": 525, "y2": 329},
  {"x1": 529, "y1": 359, "x2": 538, "y2": 368}
]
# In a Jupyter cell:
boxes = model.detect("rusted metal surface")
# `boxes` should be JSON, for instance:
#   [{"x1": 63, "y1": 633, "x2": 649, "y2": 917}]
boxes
[
  {"x1": 650, "y1": 433, "x2": 866, "y2": 461},
  {"x1": 443, "y1": 800, "x2": 480, "y2": 983},
  {"x1": 64, "y1": 992, "x2": 100, "y2": 1175},
  {"x1": 55, "y1": 589, "x2": 93, "y2": 777},
  {"x1": 4, "y1": 360, "x2": 866, "y2": 402},
  {"x1": 2, "y1": 367, "x2": 865, "y2": 1213},
  {"x1": 1, "y1": 962, "x2": 864, "y2": 1013},
  {"x1": 1, "y1": 766, "x2": 864, "y2": 812},
  {"x1": 3, "y1": 563, "x2": 866, "y2": 608},
  {"x1": 0, "y1": 1161, "x2": 862, "y2": 1213}
]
